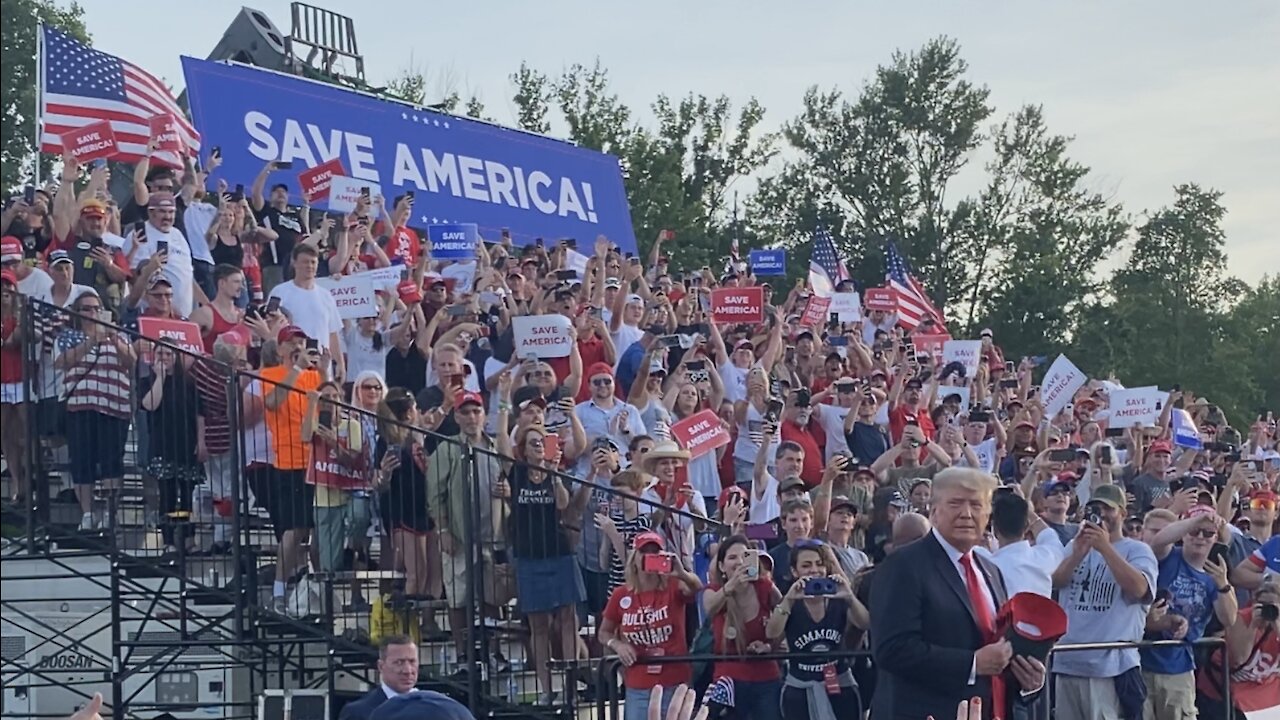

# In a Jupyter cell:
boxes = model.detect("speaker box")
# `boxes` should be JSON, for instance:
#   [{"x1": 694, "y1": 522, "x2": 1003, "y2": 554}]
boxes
[{"x1": 207, "y1": 7, "x2": 293, "y2": 73}]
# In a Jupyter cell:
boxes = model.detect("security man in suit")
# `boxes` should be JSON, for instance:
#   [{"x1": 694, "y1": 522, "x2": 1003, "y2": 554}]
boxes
[
  {"x1": 339, "y1": 635, "x2": 419, "y2": 720},
  {"x1": 870, "y1": 468, "x2": 1046, "y2": 720}
]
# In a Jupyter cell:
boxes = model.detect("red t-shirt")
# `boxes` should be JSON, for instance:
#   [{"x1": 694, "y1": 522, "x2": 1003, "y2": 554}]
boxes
[
  {"x1": 383, "y1": 225, "x2": 421, "y2": 266},
  {"x1": 888, "y1": 402, "x2": 936, "y2": 445},
  {"x1": 569, "y1": 335, "x2": 606, "y2": 402},
  {"x1": 780, "y1": 420, "x2": 824, "y2": 488},
  {"x1": 708, "y1": 579, "x2": 781, "y2": 682},
  {"x1": 1194, "y1": 607, "x2": 1279, "y2": 712},
  {"x1": 602, "y1": 582, "x2": 691, "y2": 690}
]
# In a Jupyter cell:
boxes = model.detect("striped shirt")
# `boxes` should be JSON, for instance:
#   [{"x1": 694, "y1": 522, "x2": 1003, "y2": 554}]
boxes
[
  {"x1": 607, "y1": 513, "x2": 653, "y2": 594},
  {"x1": 55, "y1": 329, "x2": 131, "y2": 419},
  {"x1": 190, "y1": 357, "x2": 233, "y2": 456}
]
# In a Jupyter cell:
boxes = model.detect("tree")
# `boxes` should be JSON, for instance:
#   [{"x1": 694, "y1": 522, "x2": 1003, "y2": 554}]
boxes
[
  {"x1": 0, "y1": 0, "x2": 89, "y2": 191},
  {"x1": 965, "y1": 105, "x2": 1129, "y2": 352},
  {"x1": 1072, "y1": 184, "x2": 1259, "y2": 425},
  {"x1": 511, "y1": 60, "x2": 777, "y2": 267},
  {"x1": 748, "y1": 37, "x2": 993, "y2": 307}
]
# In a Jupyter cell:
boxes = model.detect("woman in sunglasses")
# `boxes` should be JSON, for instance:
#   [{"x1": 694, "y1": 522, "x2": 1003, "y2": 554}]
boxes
[{"x1": 766, "y1": 538, "x2": 868, "y2": 720}]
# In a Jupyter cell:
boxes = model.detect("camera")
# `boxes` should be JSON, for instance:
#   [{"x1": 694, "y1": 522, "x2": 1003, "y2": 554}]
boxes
[
  {"x1": 641, "y1": 553, "x2": 674, "y2": 575},
  {"x1": 1261, "y1": 603, "x2": 1279, "y2": 623},
  {"x1": 1084, "y1": 509, "x2": 1102, "y2": 526},
  {"x1": 803, "y1": 577, "x2": 838, "y2": 596}
]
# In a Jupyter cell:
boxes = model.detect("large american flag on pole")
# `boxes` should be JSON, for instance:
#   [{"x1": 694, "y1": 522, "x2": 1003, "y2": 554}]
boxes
[
  {"x1": 885, "y1": 241, "x2": 944, "y2": 330},
  {"x1": 808, "y1": 227, "x2": 850, "y2": 298},
  {"x1": 39, "y1": 25, "x2": 199, "y2": 166}
]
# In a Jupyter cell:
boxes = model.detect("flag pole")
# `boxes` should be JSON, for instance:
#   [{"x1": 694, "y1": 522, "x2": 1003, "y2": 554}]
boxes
[{"x1": 34, "y1": 22, "x2": 44, "y2": 188}]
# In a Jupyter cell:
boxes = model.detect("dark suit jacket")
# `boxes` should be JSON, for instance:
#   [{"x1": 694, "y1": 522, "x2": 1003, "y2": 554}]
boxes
[
  {"x1": 338, "y1": 687, "x2": 388, "y2": 720},
  {"x1": 869, "y1": 531, "x2": 1039, "y2": 720}
]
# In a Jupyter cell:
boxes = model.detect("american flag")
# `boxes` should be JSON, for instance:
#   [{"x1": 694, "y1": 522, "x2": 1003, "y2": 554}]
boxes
[
  {"x1": 808, "y1": 227, "x2": 850, "y2": 298},
  {"x1": 39, "y1": 25, "x2": 199, "y2": 166},
  {"x1": 885, "y1": 241, "x2": 945, "y2": 331}
]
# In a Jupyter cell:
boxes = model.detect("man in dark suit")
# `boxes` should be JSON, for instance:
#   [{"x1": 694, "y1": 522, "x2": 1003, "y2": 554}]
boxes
[
  {"x1": 339, "y1": 635, "x2": 419, "y2": 720},
  {"x1": 870, "y1": 469, "x2": 1046, "y2": 720}
]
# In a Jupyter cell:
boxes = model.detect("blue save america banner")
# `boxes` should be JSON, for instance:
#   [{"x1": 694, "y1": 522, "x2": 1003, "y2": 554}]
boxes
[{"x1": 180, "y1": 58, "x2": 637, "y2": 253}]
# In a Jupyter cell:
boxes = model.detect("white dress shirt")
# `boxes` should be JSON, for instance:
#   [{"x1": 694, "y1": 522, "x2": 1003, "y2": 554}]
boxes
[
  {"x1": 978, "y1": 525, "x2": 1066, "y2": 599},
  {"x1": 932, "y1": 528, "x2": 996, "y2": 686},
  {"x1": 381, "y1": 682, "x2": 408, "y2": 699}
]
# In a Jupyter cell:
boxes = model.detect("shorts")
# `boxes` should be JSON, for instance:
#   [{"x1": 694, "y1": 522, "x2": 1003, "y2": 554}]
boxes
[
  {"x1": 379, "y1": 480, "x2": 433, "y2": 535},
  {"x1": 255, "y1": 468, "x2": 315, "y2": 537},
  {"x1": 314, "y1": 494, "x2": 372, "y2": 573},
  {"x1": 65, "y1": 411, "x2": 128, "y2": 485},
  {"x1": 37, "y1": 397, "x2": 67, "y2": 438},
  {"x1": 0, "y1": 382, "x2": 26, "y2": 405},
  {"x1": 514, "y1": 554, "x2": 585, "y2": 615},
  {"x1": 441, "y1": 546, "x2": 515, "y2": 609}
]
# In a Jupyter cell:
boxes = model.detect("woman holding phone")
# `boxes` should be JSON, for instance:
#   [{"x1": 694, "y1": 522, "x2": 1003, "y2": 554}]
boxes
[
  {"x1": 140, "y1": 344, "x2": 202, "y2": 554},
  {"x1": 702, "y1": 535, "x2": 784, "y2": 720},
  {"x1": 666, "y1": 366, "x2": 726, "y2": 515},
  {"x1": 373, "y1": 387, "x2": 444, "y2": 629},
  {"x1": 765, "y1": 538, "x2": 868, "y2": 719},
  {"x1": 732, "y1": 368, "x2": 779, "y2": 488},
  {"x1": 505, "y1": 423, "x2": 584, "y2": 705},
  {"x1": 599, "y1": 531, "x2": 702, "y2": 720},
  {"x1": 301, "y1": 381, "x2": 369, "y2": 573}
]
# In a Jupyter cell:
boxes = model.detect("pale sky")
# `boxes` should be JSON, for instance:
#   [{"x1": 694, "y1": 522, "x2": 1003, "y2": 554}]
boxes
[{"x1": 77, "y1": 0, "x2": 1278, "y2": 283}]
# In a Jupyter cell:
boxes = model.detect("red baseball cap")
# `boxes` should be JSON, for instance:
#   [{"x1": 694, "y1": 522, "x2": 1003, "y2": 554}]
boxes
[
  {"x1": 454, "y1": 390, "x2": 484, "y2": 408},
  {"x1": 0, "y1": 237, "x2": 22, "y2": 262},
  {"x1": 634, "y1": 531, "x2": 665, "y2": 551},
  {"x1": 586, "y1": 362, "x2": 614, "y2": 380},
  {"x1": 1149, "y1": 440, "x2": 1173, "y2": 456},
  {"x1": 277, "y1": 325, "x2": 307, "y2": 343},
  {"x1": 718, "y1": 485, "x2": 748, "y2": 510}
]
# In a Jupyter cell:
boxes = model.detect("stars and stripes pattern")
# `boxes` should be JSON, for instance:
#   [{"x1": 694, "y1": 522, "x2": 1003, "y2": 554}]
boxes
[
  {"x1": 808, "y1": 227, "x2": 850, "y2": 298},
  {"x1": 885, "y1": 241, "x2": 944, "y2": 331},
  {"x1": 39, "y1": 25, "x2": 200, "y2": 166}
]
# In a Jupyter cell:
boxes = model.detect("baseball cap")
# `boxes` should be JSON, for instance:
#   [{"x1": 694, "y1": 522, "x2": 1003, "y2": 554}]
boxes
[
  {"x1": 604, "y1": 277, "x2": 622, "y2": 290},
  {"x1": 884, "y1": 488, "x2": 910, "y2": 510},
  {"x1": 369, "y1": 690, "x2": 475, "y2": 720},
  {"x1": 778, "y1": 475, "x2": 808, "y2": 494},
  {"x1": 512, "y1": 385, "x2": 546, "y2": 411},
  {"x1": 146, "y1": 191, "x2": 176, "y2": 210},
  {"x1": 648, "y1": 360, "x2": 667, "y2": 375},
  {"x1": 454, "y1": 390, "x2": 484, "y2": 408},
  {"x1": 277, "y1": 325, "x2": 307, "y2": 343},
  {"x1": 0, "y1": 237, "x2": 22, "y2": 262},
  {"x1": 829, "y1": 495, "x2": 859, "y2": 516},
  {"x1": 1044, "y1": 478, "x2": 1073, "y2": 496},
  {"x1": 995, "y1": 593, "x2": 1068, "y2": 664},
  {"x1": 733, "y1": 339, "x2": 754, "y2": 351},
  {"x1": 633, "y1": 531, "x2": 665, "y2": 551},
  {"x1": 1247, "y1": 488, "x2": 1277, "y2": 503},
  {"x1": 1149, "y1": 440, "x2": 1173, "y2": 456},
  {"x1": 0, "y1": 270, "x2": 17, "y2": 287},
  {"x1": 587, "y1": 362, "x2": 614, "y2": 380},
  {"x1": 79, "y1": 198, "x2": 108, "y2": 219},
  {"x1": 48, "y1": 249, "x2": 73, "y2": 266},
  {"x1": 625, "y1": 293, "x2": 644, "y2": 306},
  {"x1": 146, "y1": 272, "x2": 172, "y2": 289},
  {"x1": 1088, "y1": 484, "x2": 1126, "y2": 511},
  {"x1": 905, "y1": 377, "x2": 924, "y2": 390},
  {"x1": 980, "y1": 328, "x2": 993, "y2": 338}
]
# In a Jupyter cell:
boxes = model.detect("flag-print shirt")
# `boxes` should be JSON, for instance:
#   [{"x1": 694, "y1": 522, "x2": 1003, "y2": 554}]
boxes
[{"x1": 55, "y1": 329, "x2": 131, "y2": 419}]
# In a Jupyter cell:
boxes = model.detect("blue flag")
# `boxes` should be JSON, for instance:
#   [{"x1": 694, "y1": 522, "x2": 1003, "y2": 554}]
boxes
[
  {"x1": 1171, "y1": 409, "x2": 1202, "y2": 450},
  {"x1": 181, "y1": 57, "x2": 637, "y2": 253}
]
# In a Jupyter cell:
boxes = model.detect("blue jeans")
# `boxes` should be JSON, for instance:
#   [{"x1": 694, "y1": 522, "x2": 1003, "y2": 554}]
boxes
[
  {"x1": 733, "y1": 678, "x2": 783, "y2": 720},
  {"x1": 625, "y1": 685, "x2": 674, "y2": 720}
]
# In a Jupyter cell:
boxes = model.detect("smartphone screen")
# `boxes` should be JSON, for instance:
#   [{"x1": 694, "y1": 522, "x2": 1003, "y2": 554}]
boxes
[
  {"x1": 265, "y1": 296, "x2": 282, "y2": 315},
  {"x1": 276, "y1": 160, "x2": 294, "y2": 170},
  {"x1": 23, "y1": 186, "x2": 35, "y2": 205},
  {"x1": 304, "y1": 338, "x2": 320, "y2": 352},
  {"x1": 155, "y1": 240, "x2": 169, "y2": 254}
]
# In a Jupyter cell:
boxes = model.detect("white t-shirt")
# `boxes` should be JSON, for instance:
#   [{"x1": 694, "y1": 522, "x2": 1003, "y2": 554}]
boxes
[
  {"x1": 181, "y1": 202, "x2": 217, "y2": 264},
  {"x1": 815, "y1": 404, "x2": 853, "y2": 461},
  {"x1": 719, "y1": 360, "x2": 750, "y2": 404},
  {"x1": 268, "y1": 281, "x2": 342, "y2": 345},
  {"x1": 424, "y1": 357, "x2": 481, "y2": 393},
  {"x1": 957, "y1": 437, "x2": 998, "y2": 474},
  {"x1": 1054, "y1": 538, "x2": 1157, "y2": 678},
  {"x1": 241, "y1": 380, "x2": 274, "y2": 466},
  {"x1": 126, "y1": 223, "x2": 195, "y2": 317},
  {"x1": 749, "y1": 472, "x2": 781, "y2": 524},
  {"x1": 341, "y1": 326, "x2": 392, "y2": 382},
  {"x1": 18, "y1": 268, "x2": 54, "y2": 299},
  {"x1": 34, "y1": 283, "x2": 93, "y2": 399},
  {"x1": 612, "y1": 323, "x2": 644, "y2": 360}
]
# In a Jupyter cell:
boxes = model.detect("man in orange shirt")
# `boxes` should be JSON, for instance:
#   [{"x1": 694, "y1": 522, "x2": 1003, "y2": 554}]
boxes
[{"x1": 260, "y1": 324, "x2": 323, "y2": 612}]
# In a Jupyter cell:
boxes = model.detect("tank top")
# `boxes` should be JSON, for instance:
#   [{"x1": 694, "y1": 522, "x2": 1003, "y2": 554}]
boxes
[
  {"x1": 201, "y1": 305, "x2": 241, "y2": 353},
  {"x1": 210, "y1": 233, "x2": 244, "y2": 268},
  {"x1": 733, "y1": 400, "x2": 779, "y2": 464},
  {"x1": 785, "y1": 597, "x2": 851, "y2": 681}
]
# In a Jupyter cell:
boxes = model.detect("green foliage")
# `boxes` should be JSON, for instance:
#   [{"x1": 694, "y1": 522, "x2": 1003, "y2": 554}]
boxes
[{"x1": 0, "y1": 0, "x2": 89, "y2": 192}]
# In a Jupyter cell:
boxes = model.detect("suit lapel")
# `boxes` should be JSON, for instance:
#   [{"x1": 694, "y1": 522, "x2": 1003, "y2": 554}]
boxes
[
  {"x1": 925, "y1": 533, "x2": 980, "y2": 627},
  {"x1": 975, "y1": 553, "x2": 1009, "y2": 608}
]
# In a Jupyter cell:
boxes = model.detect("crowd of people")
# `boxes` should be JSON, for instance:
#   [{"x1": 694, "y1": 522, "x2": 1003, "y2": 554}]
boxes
[{"x1": 2, "y1": 142, "x2": 1278, "y2": 720}]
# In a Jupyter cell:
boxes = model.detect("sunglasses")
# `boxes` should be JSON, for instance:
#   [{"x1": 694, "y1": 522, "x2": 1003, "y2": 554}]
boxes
[
  {"x1": 1188, "y1": 528, "x2": 1217, "y2": 539},
  {"x1": 526, "y1": 437, "x2": 545, "y2": 448},
  {"x1": 1248, "y1": 499, "x2": 1276, "y2": 512},
  {"x1": 591, "y1": 377, "x2": 613, "y2": 387},
  {"x1": 360, "y1": 384, "x2": 383, "y2": 391}
]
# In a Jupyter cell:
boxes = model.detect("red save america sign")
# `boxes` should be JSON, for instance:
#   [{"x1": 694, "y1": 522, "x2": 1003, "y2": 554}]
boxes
[
  {"x1": 137, "y1": 317, "x2": 204, "y2": 356},
  {"x1": 912, "y1": 333, "x2": 948, "y2": 364},
  {"x1": 670, "y1": 409, "x2": 731, "y2": 459},
  {"x1": 711, "y1": 286, "x2": 764, "y2": 324},
  {"x1": 298, "y1": 157, "x2": 347, "y2": 203},
  {"x1": 59, "y1": 120, "x2": 118, "y2": 163},
  {"x1": 864, "y1": 287, "x2": 897, "y2": 312},
  {"x1": 800, "y1": 296, "x2": 832, "y2": 328},
  {"x1": 148, "y1": 114, "x2": 185, "y2": 154}
]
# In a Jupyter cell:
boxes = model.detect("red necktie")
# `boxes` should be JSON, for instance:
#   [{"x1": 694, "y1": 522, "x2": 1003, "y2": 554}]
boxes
[{"x1": 961, "y1": 552, "x2": 1006, "y2": 718}]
